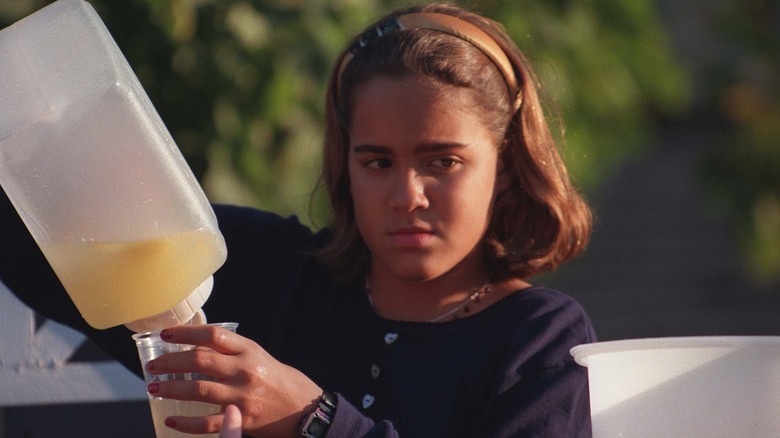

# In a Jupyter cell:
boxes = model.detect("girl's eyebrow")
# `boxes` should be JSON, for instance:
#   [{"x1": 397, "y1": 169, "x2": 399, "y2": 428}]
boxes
[
  {"x1": 416, "y1": 142, "x2": 467, "y2": 153},
  {"x1": 352, "y1": 142, "x2": 467, "y2": 154},
  {"x1": 352, "y1": 144, "x2": 392, "y2": 154}
]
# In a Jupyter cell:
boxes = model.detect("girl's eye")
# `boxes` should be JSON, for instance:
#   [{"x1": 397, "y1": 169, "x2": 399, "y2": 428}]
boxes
[
  {"x1": 430, "y1": 157, "x2": 459, "y2": 169},
  {"x1": 365, "y1": 158, "x2": 392, "y2": 170}
]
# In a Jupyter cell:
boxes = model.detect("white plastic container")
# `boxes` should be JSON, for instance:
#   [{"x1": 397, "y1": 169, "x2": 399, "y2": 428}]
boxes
[
  {"x1": 0, "y1": 0, "x2": 226, "y2": 331},
  {"x1": 571, "y1": 336, "x2": 780, "y2": 437}
]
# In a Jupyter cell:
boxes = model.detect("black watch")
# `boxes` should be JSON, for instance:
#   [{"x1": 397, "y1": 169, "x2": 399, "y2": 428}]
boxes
[{"x1": 301, "y1": 392, "x2": 337, "y2": 438}]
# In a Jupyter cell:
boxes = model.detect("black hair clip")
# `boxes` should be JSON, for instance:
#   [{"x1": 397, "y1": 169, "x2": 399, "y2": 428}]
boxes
[{"x1": 347, "y1": 17, "x2": 404, "y2": 56}]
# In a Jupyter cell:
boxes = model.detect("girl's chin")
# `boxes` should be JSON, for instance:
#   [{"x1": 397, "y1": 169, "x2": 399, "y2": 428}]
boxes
[{"x1": 371, "y1": 261, "x2": 449, "y2": 283}]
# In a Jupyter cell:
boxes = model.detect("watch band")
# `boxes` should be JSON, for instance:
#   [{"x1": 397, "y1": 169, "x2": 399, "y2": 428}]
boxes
[{"x1": 301, "y1": 392, "x2": 337, "y2": 438}]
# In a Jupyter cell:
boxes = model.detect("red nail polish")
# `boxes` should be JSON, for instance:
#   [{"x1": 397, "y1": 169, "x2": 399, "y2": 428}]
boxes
[
  {"x1": 164, "y1": 418, "x2": 177, "y2": 428},
  {"x1": 160, "y1": 329, "x2": 174, "y2": 341},
  {"x1": 147, "y1": 383, "x2": 159, "y2": 393},
  {"x1": 146, "y1": 361, "x2": 155, "y2": 372}
]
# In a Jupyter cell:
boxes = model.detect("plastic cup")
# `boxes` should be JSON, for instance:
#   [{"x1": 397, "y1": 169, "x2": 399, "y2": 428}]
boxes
[
  {"x1": 571, "y1": 336, "x2": 780, "y2": 437},
  {"x1": 133, "y1": 322, "x2": 238, "y2": 438}
]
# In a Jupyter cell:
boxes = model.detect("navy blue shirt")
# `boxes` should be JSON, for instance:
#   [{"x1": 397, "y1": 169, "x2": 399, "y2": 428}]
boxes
[{"x1": 0, "y1": 199, "x2": 596, "y2": 437}]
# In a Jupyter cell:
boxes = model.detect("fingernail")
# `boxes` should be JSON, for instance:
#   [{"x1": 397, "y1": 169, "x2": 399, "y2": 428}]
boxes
[
  {"x1": 147, "y1": 383, "x2": 159, "y2": 394},
  {"x1": 160, "y1": 329, "x2": 174, "y2": 341},
  {"x1": 164, "y1": 418, "x2": 177, "y2": 428},
  {"x1": 146, "y1": 361, "x2": 155, "y2": 372}
]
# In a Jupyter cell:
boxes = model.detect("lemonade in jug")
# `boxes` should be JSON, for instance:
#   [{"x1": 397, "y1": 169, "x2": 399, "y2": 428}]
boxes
[{"x1": 0, "y1": 0, "x2": 226, "y2": 331}]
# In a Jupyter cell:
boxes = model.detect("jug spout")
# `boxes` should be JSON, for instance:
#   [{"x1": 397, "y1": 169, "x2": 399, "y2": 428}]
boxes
[{"x1": 124, "y1": 276, "x2": 213, "y2": 333}]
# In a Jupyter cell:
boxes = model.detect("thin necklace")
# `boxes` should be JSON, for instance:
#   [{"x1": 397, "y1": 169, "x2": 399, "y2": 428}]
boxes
[{"x1": 365, "y1": 278, "x2": 493, "y2": 323}]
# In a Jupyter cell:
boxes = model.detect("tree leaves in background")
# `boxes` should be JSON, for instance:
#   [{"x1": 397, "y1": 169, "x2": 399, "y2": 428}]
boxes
[
  {"x1": 475, "y1": 0, "x2": 692, "y2": 189},
  {"x1": 2, "y1": 0, "x2": 776, "y2": 282},
  {"x1": 698, "y1": 0, "x2": 780, "y2": 283}
]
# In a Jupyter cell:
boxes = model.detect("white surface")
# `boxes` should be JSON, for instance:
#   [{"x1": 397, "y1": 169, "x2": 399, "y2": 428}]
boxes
[
  {"x1": 0, "y1": 282, "x2": 145, "y2": 406},
  {"x1": 572, "y1": 336, "x2": 780, "y2": 437}
]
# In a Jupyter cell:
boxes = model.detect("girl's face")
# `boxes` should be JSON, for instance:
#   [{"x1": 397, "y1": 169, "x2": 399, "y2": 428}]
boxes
[{"x1": 348, "y1": 76, "x2": 509, "y2": 283}]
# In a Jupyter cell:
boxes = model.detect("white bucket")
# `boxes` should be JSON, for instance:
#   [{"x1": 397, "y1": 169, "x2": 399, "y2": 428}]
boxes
[{"x1": 571, "y1": 336, "x2": 780, "y2": 437}]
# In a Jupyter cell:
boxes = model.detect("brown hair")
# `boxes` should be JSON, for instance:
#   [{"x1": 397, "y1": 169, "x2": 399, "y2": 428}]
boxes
[{"x1": 316, "y1": 3, "x2": 592, "y2": 283}]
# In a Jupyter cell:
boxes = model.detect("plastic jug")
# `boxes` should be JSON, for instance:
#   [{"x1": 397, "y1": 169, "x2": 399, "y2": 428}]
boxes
[{"x1": 0, "y1": 0, "x2": 227, "y2": 332}]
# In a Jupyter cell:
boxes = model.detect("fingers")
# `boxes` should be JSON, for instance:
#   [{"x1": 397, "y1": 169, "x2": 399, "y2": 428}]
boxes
[
  {"x1": 220, "y1": 405, "x2": 242, "y2": 438},
  {"x1": 161, "y1": 324, "x2": 243, "y2": 355},
  {"x1": 164, "y1": 411, "x2": 222, "y2": 435},
  {"x1": 162, "y1": 404, "x2": 242, "y2": 437},
  {"x1": 146, "y1": 324, "x2": 246, "y2": 379},
  {"x1": 148, "y1": 378, "x2": 231, "y2": 404},
  {"x1": 147, "y1": 347, "x2": 236, "y2": 381}
]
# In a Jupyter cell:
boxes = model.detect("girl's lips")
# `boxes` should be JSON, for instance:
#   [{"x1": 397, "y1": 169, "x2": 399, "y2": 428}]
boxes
[{"x1": 388, "y1": 227, "x2": 434, "y2": 248}]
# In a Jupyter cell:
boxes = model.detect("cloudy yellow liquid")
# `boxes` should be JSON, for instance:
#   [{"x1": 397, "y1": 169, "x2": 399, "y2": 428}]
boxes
[
  {"x1": 41, "y1": 229, "x2": 226, "y2": 329},
  {"x1": 149, "y1": 398, "x2": 220, "y2": 438}
]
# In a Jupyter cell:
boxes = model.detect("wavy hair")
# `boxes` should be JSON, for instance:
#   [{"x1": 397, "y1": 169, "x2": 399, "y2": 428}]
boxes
[{"x1": 316, "y1": 3, "x2": 592, "y2": 283}]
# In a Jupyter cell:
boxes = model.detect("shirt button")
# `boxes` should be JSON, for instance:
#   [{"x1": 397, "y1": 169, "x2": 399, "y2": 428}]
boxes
[
  {"x1": 362, "y1": 394, "x2": 375, "y2": 409},
  {"x1": 371, "y1": 364, "x2": 381, "y2": 379},
  {"x1": 384, "y1": 332, "x2": 399, "y2": 344}
]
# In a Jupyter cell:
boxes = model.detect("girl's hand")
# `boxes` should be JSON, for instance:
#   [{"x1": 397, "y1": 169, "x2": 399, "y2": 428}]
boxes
[{"x1": 146, "y1": 324, "x2": 322, "y2": 437}]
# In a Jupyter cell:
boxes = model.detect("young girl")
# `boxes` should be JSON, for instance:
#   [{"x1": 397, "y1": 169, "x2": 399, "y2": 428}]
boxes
[{"x1": 0, "y1": 3, "x2": 595, "y2": 437}]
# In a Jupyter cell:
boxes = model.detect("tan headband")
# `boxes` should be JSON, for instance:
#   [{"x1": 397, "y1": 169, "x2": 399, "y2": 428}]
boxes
[{"x1": 337, "y1": 12, "x2": 522, "y2": 109}]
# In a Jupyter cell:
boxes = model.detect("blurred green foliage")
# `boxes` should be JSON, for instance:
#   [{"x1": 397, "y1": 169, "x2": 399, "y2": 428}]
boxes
[
  {"x1": 697, "y1": 0, "x2": 780, "y2": 283},
  {"x1": 1, "y1": 0, "x2": 777, "y2": 282},
  {"x1": 0, "y1": 0, "x2": 690, "y2": 216},
  {"x1": 476, "y1": 0, "x2": 692, "y2": 188}
]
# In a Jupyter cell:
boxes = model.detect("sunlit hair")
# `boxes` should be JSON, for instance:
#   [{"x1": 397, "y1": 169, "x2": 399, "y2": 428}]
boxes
[{"x1": 316, "y1": 3, "x2": 592, "y2": 283}]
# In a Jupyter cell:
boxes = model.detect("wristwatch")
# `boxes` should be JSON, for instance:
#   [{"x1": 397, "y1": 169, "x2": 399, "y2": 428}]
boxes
[{"x1": 300, "y1": 392, "x2": 337, "y2": 438}]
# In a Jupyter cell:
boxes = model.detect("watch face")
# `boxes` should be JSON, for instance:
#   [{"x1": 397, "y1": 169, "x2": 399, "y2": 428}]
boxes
[{"x1": 307, "y1": 420, "x2": 328, "y2": 436}]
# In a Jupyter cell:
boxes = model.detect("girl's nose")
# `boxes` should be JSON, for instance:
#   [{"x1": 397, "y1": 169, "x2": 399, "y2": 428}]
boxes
[{"x1": 389, "y1": 170, "x2": 430, "y2": 213}]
